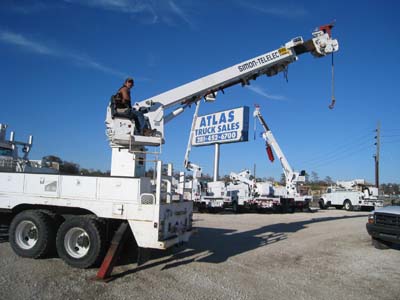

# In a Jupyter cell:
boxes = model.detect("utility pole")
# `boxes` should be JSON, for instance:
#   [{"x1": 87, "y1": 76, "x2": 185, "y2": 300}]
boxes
[
  {"x1": 374, "y1": 121, "x2": 380, "y2": 188},
  {"x1": 213, "y1": 143, "x2": 220, "y2": 181}
]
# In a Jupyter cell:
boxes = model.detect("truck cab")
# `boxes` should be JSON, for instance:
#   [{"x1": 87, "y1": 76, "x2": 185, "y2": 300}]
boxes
[
  {"x1": 367, "y1": 202, "x2": 400, "y2": 249},
  {"x1": 0, "y1": 145, "x2": 15, "y2": 171}
]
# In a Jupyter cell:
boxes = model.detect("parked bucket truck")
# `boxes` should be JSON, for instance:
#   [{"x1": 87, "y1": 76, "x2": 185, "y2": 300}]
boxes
[
  {"x1": 0, "y1": 124, "x2": 57, "y2": 174},
  {"x1": 319, "y1": 179, "x2": 383, "y2": 211},
  {"x1": 252, "y1": 105, "x2": 312, "y2": 212}
]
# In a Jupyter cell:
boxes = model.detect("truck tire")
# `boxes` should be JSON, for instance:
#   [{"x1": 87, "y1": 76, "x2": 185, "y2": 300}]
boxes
[
  {"x1": 372, "y1": 238, "x2": 391, "y2": 250},
  {"x1": 343, "y1": 200, "x2": 353, "y2": 211},
  {"x1": 56, "y1": 216, "x2": 106, "y2": 269},
  {"x1": 319, "y1": 199, "x2": 327, "y2": 209},
  {"x1": 9, "y1": 210, "x2": 56, "y2": 259},
  {"x1": 39, "y1": 210, "x2": 65, "y2": 254},
  {"x1": 197, "y1": 203, "x2": 206, "y2": 213}
]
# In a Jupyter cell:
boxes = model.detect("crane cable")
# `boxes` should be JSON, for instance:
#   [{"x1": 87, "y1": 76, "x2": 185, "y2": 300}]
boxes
[
  {"x1": 328, "y1": 52, "x2": 336, "y2": 109},
  {"x1": 253, "y1": 108, "x2": 257, "y2": 140}
]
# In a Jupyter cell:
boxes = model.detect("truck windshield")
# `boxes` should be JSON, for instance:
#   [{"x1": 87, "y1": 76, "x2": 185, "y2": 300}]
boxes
[
  {"x1": 0, "y1": 147, "x2": 13, "y2": 157},
  {"x1": 392, "y1": 198, "x2": 400, "y2": 206}
]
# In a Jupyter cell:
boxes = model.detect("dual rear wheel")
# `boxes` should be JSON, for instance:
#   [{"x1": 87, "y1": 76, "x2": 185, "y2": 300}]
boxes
[{"x1": 9, "y1": 210, "x2": 106, "y2": 268}]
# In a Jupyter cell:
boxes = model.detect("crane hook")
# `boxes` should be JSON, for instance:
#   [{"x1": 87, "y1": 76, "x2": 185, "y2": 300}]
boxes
[{"x1": 329, "y1": 52, "x2": 336, "y2": 109}]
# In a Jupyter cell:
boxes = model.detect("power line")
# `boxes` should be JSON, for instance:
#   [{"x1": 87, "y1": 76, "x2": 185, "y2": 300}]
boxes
[
  {"x1": 306, "y1": 143, "x2": 374, "y2": 169},
  {"x1": 255, "y1": 125, "x2": 375, "y2": 166},
  {"x1": 307, "y1": 140, "x2": 373, "y2": 167},
  {"x1": 381, "y1": 134, "x2": 400, "y2": 138},
  {"x1": 382, "y1": 139, "x2": 400, "y2": 144},
  {"x1": 382, "y1": 128, "x2": 400, "y2": 132},
  {"x1": 302, "y1": 134, "x2": 372, "y2": 163},
  {"x1": 302, "y1": 134, "x2": 373, "y2": 166}
]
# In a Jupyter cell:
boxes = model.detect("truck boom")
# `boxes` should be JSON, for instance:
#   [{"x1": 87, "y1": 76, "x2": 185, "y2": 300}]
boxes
[
  {"x1": 105, "y1": 25, "x2": 339, "y2": 152},
  {"x1": 253, "y1": 105, "x2": 305, "y2": 198}
]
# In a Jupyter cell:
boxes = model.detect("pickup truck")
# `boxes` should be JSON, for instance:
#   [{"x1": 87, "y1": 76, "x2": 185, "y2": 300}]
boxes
[
  {"x1": 320, "y1": 187, "x2": 383, "y2": 211},
  {"x1": 366, "y1": 203, "x2": 400, "y2": 249}
]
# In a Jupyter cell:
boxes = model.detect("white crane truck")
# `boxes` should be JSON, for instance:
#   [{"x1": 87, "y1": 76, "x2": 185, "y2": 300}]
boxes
[
  {"x1": 227, "y1": 170, "x2": 257, "y2": 212},
  {"x1": 0, "y1": 24, "x2": 338, "y2": 268},
  {"x1": 0, "y1": 124, "x2": 57, "y2": 174},
  {"x1": 252, "y1": 105, "x2": 312, "y2": 212},
  {"x1": 199, "y1": 181, "x2": 232, "y2": 212},
  {"x1": 319, "y1": 179, "x2": 383, "y2": 211}
]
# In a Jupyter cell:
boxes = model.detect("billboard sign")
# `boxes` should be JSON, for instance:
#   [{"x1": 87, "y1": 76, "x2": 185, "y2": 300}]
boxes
[{"x1": 192, "y1": 106, "x2": 249, "y2": 146}]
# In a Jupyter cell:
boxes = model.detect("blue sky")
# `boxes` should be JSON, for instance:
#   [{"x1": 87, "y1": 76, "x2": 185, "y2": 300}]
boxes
[{"x1": 0, "y1": 0, "x2": 399, "y2": 183}]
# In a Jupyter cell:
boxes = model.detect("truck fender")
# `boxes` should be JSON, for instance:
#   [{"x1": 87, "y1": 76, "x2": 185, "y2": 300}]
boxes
[{"x1": 319, "y1": 198, "x2": 329, "y2": 209}]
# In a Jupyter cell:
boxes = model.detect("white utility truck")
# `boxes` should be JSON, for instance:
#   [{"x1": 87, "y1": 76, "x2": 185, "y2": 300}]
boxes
[
  {"x1": 252, "y1": 105, "x2": 312, "y2": 212},
  {"x1": 1, "y1": 24, "x2": 338, "y2": 268},
  {"x1": 0, "y1": 124, "x2": 57, "y2": 173},
  {"x1": 193, "y1": 170, "x2": 254, "y2": 213},
  {"x1": 0, "y1": 125, "x2": 193, "y2": 268},
  {"x1": 319, "y1": 179, "x2": 383, "y2": 211},
  {"x1": 199, "y1": 181, "x2": 232, "y2": 212},
  {"x1": 250, "y1": 180, "x2": 286, "y2": 211},
  {"x1": 227, "y1": 170, "x2": 256, "y2": 212},
  {"x1": 175, "y1": 168, "x2": 202, "y2": 202}
]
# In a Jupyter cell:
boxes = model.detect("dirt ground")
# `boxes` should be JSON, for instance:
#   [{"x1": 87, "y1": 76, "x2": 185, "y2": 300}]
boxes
[{"x1": 0, "y1": 209, "x2": 399, "y2": 300}]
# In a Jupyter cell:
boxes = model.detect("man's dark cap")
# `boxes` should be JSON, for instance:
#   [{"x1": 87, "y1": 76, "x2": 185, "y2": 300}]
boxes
[{"x1": 125, "y1": 77, "x2": 134, "y2": 83}]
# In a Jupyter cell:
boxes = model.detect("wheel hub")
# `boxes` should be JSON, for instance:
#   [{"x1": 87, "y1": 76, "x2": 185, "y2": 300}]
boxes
[
  {"x1": 77, "y1": 235, "x2": 90, "y2": 248},
  {"x1": 64, "y1": 227, "x2": 90, "y2": 259},
  {"x1": 15, "y1": 221, "x2": 38, "y2": 250},
  {"x1": 27, "y1": 228, "x2": 38, "y2": 240}
]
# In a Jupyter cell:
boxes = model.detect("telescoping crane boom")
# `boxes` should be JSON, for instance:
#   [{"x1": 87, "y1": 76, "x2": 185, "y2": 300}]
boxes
[
  {"x1": 105, "y1": 24, "x2": 338, "y2": 177},
  {"x1": 230, "y1": 170, "x2": 256, "y2": 190},
  {"x1": 253, "y1": 105, "x2": 307, "y2": 199},
  {"x1": 106, "y1": 24, "x2": 338, "y2": 147}
]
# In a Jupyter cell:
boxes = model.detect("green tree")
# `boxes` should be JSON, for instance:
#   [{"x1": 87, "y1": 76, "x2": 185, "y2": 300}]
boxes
[
  {"x1": 305, "y1": 172, "x2": 310, "y2": 183},
  {"x1": 311, "y1": 171, "x2": 319, "y2": 183},
  {"x1": 60, "y1": 161, "x2": 80, "y2": 175},
  {"x1": 145, "y1": 168, "x2": 155, "y2": 178},
  {"x1": 280, "y1": 173, "x2": 286, "y2": 185},
  {"x1": 324, "y1": 176, "x2": 334, "y2": 185},
  {"x1": 43, "y1": 155, "x2": 109, "y2": 176},
  {"x1": 42, "y1": 155, "x2": 62, "y2": 164},
  {"x1": 267, "y1": 176, "x2": 275, "y2": 183}
]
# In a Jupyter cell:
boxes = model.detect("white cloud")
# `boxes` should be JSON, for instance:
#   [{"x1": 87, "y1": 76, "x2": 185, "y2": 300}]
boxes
[
  {"x1": 246, "y1": 85, "x2": 286, "y2": 101},
  {"x1": 0, "y1": 29, "x2": 126, "y2": 77},
  {"x1": 64, "y1": 0, "x2": 195, "y2": 27},
  {"x1": 65, "y1": 0, "x2": 149, "y2": 13},
  {"x1": 236, "y1": 1, "x2": 308, "y2": 18},
  {"x1": 68, "y1": 53, "x2": 127, "y2": 77},
  {"x1": 0, "y1": 30, "x2": 55, "y2": 55},
  {"x1": 169, "y1": 1, "x2": 194, "y2": 29}
]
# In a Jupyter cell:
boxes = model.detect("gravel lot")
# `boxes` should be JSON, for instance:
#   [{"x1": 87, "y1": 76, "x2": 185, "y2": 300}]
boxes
[{"x1": 0, "y1": 209, "x2": 399, "y2": 300}]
